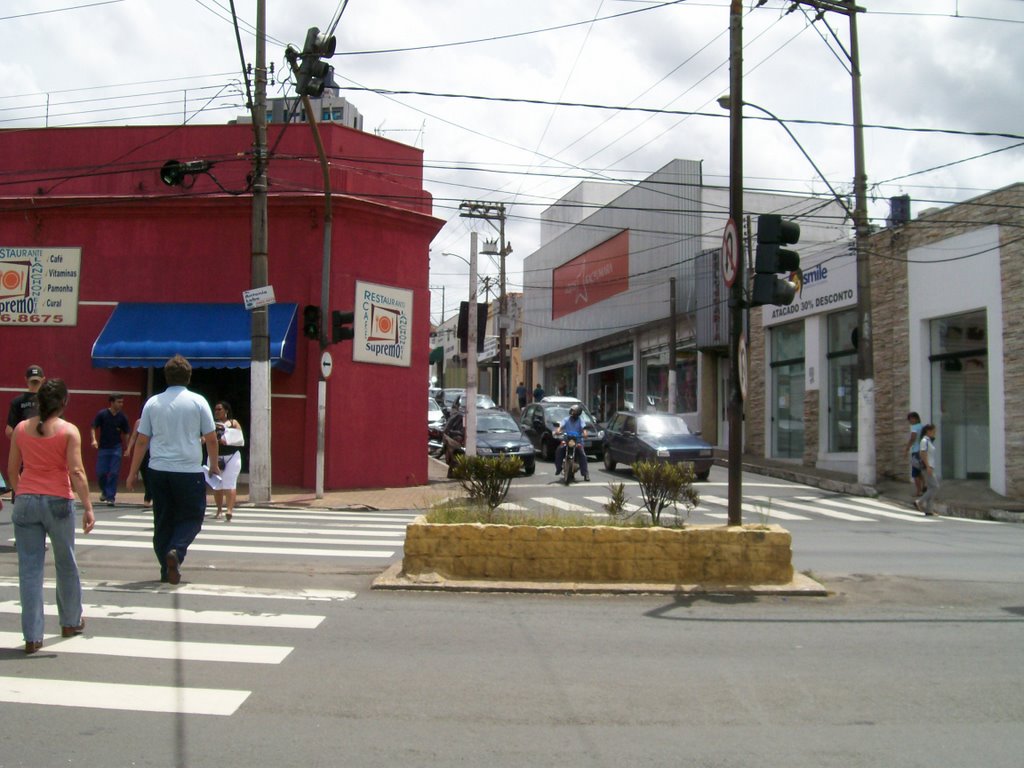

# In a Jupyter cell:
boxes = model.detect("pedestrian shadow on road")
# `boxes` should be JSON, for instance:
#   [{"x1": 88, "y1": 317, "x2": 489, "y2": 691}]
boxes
[{"x1": 644, "y1": 592, "x2": 761, "y2": 620}]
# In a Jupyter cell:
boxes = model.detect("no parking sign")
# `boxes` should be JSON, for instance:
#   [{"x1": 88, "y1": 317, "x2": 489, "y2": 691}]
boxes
[{"x1": 721, "y1": 218, "x2": 739, "y2": 288}]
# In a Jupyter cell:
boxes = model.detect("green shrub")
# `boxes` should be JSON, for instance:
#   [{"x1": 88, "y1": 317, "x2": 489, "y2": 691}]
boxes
[
  {"x1": 631, "y1": 460, "x2": 700, "y2": 526},
  {"x1": 604, "y1": 482, "x2": 628, "y2": 518},
  {"x1": 451, "y1": 453, "x2": 523, "y2": 510}
]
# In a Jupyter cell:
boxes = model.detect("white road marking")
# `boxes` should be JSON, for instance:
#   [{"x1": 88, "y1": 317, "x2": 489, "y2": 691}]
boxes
[
  {"x1": 70, "y1": 538, "x2": 394, "y2": 558},
  {"x1": 0, "y1": 577, "x2": 358, "y2": 603},
  {"x1": 0, "y1": 600, "x2": 324, "y2": 629},
  {"x1": 72, "y1": 527, "x2": 401, "y2": 547},
  {"x1": 801, "y1": 496, "x2": 928, "y2": 522},
  {"x1": 745, "y1": 495, "x2": 874, "y2": 522},
  {"x1": 105, "y1": 519, "x2": 409, "y2": 536},
  {"x1": 0, "y1": 676, "x2": 249, "y2": 716},
  {"x1": 532, "y1": 497, "x2": 594, "y2": 513},
  {"x1": 583, "y1": 497, "x2": 645, "y2": 513},
  {"x1": 701, "y1": 494, "x2": 811, "y2": 520},
  {"x1": 0, "y1": 631, "x2": 291, "y2": 664},
  {"x1": 497, "y1": 502, "x2": 529, "y2": 511}
]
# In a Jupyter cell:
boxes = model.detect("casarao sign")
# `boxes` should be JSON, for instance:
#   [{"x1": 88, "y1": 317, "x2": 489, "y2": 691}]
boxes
[
  {"x1": 551, "y1": 230, "x2": 630, "y2": 319},
  {"x1": 762, "y1": 242, "x2": 857, "y2": 327}
]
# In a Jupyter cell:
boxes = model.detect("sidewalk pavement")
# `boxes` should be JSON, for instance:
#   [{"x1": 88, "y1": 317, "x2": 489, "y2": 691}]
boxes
[{"x1": 87, "y1": 455, "x2": 1023, "y2": 523}]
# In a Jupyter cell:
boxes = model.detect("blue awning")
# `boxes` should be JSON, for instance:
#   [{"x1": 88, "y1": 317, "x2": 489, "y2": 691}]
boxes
[{"x1": 92, "y1": 302, "x2": 298, "y2": 372}]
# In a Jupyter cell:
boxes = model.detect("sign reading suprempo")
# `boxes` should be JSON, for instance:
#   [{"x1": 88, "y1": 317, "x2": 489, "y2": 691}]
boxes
[{"x1": 352, "y1": 280, "x2": 413, "y2": 367}]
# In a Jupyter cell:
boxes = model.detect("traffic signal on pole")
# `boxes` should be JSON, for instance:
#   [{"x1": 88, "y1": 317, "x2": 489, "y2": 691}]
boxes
[
  {"x1": 295, "y1": 26, "x2": 337, "y2": 98},
  {"x1": 752, "y1": 214, "x2": 801, "y2": 307},
  {"x1": 332, "y1": 310, "x2": 355, "y2": 343},
  {"x1": 303, "y1": 304, "x2": 321, "y2": 340}
]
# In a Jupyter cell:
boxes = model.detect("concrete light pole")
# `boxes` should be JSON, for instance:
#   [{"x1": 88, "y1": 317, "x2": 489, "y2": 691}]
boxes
[{"x1": 248, "y1": 0, "x2": 272, "y2": 503}]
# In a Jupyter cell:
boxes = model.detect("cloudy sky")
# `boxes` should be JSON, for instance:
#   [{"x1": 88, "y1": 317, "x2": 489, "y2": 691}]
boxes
[{"x1": 3, "y1": 0, "x2": 1023, "y2": 324}]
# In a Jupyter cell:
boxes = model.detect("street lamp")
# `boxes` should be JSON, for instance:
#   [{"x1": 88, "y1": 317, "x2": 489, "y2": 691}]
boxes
[{"x1": 716, "y1": 96, "x2": 853, "y2": 219}]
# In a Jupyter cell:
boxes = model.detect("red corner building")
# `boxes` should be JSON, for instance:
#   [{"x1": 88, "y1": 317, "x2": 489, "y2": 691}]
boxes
[{"x1": 0, "y1": 124, "x2": 443, "y2": 490}]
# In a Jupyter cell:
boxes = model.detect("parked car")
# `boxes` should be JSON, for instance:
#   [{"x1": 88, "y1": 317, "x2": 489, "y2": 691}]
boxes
[
  {"x1": 437, "y1": 387, "x2": 465, "y2": 416},
  {"x1": 601, "y1": 411, "x2": 713, "y2": 481},
  {"x1": 442, "y1": 408, "x2": 535, "y2": 476},
  {"x1": 428, "y1": 398, "x2": 446, "y2": 455},
  {"x1": 438, "y1": 388, "x2": 497, "y2": 418},
  {"x1": 520, "y1": 400, "x2": 603, "y2": 461}
]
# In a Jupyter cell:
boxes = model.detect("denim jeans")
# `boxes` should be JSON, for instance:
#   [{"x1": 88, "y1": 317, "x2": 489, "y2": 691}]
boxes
[
  {"x1": 554, "y1": 442, "x2": 589, "y2": 477},
  {"x1": 12, "y1": 494, "x2": 83, "y2": 643},
  {"x1": 96, "y1": 446, "x2": 122, "y2": 500},
  {"x1": 148, "y1": 469, "x2": 206, "y2": 578}
]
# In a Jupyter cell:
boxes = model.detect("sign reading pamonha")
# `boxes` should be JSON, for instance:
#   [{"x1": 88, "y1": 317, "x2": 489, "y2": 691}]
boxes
[
  {"x1": 0, "y1": 247, "x2": 82, "y2": 326},
  {"x1": 352, "y1": 280, "x2": 412, "y2": 367}
]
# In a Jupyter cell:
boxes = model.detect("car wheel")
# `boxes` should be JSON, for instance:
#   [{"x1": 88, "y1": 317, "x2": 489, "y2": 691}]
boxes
[
  {"x1": 541, "y1": 436, "x2": 555, "y2": 461},
  {"x1": 603, "y1": 452, "x2": 616, "y2": 471},
  {"x1": 696, "y1": 470, "x2": 710, "y2": 482},
  {"x1": 524, "y1": 459, "x2": 535, "y2": 476}
]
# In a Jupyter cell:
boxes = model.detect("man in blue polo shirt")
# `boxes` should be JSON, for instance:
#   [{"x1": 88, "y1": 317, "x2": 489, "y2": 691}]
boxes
[{"x1": 127, "y1": 355, "x2": 219, "y2": 585}]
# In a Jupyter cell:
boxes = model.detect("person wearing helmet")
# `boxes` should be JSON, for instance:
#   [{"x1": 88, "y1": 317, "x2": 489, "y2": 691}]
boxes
[{"x1": 553, "y1": 404, "x2": 589, "y2": 480}]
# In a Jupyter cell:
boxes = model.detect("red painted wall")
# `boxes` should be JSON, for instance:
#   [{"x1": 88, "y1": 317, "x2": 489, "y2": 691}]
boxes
[{"x1": 0, "y1": 124, "x2": 443, "y2": 490}]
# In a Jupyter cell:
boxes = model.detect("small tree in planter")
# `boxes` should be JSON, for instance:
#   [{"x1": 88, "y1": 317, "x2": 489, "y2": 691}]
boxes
[
  {"x1": 632, "y1": 460, "x2": 700, "y2": 526},
  {"x1": 451, "y1": 454, "x2": 523, "y2": 511}
]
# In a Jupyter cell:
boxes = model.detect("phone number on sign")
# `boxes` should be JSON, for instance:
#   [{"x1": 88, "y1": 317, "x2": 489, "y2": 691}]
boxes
[{"x1": 0, "y1": 313, "x2": 64, "y2": 324}]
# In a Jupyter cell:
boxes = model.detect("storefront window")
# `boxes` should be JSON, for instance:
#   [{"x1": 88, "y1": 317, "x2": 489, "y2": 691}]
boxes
[
  {"x1": 643, "y1": 350, "x2": 698, "y2": 413},
  {"x1": 827, "y1": 310, "x2": 857, "y2": 452},
  {"x1": 544, "y1": 362, "x2": 577, "y2": 398},
  {"x1": 588, "y1": 365, "x2": 633, "y2": 422},
  {"x1": 929, "y1": 310, "x2": 988, "y2": 480},
  {"x1": 770, "y1": 322, "x2": 804, "y2": 458}
]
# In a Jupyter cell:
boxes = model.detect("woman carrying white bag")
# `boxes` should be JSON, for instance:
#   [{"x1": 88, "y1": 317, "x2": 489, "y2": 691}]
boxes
[{"x1": 210, "y1": 400, "x2": 244, "y2": 521}]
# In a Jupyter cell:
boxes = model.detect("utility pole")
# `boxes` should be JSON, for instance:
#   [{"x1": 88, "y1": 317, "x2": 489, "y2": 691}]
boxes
[
  {"x1": 460, "y1": 201, "x2": 510, "y2": 410},
  {"x1": 248, "y1": 0, "x2": 271, "y2": 504},
  {"x1": 726, "y1": 0, "x2": 744, "y2": 526},
  {"x1": 784, "y1": 0, "x2": 872, "y2": 484},
  {"x1": 465, "y1": 233, "x2": 479, "y2": 458}
]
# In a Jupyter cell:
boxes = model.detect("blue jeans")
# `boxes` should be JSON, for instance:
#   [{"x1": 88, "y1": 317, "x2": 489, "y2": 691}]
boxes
[
  {"x1": 555, "y1": 443, "x2": 589, "y2": 477},
  {"x1": 12, "y1": 494, "x2": 83, "y2": 643},
  {"x1": 96, "y1": 446, "x2": 122, "y2": 500},
  {"x1": 148, "y1": 469, "x2": 206, "y2": 578}
]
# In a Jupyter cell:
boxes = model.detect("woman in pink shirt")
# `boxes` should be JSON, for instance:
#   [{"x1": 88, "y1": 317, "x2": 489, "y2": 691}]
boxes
[{"x1": 8, "y1": 378, "x2": 95, "y2": 654}]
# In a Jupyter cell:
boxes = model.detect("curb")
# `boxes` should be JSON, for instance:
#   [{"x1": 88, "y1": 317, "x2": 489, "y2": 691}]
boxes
[{"x1": 371, "y1": 562, "x2": 830, "y2": 596}]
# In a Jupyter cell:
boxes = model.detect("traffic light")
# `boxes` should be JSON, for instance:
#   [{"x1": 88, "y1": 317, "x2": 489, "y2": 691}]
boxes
[
  {"x1": 752, "y1": 214, "x2": 801, "y2": 307},
  {"x1": 332, "y1": 310, "x2": 354, "y2": 343},
  {"x1": 295, "y1": 26, "x2": 337, "y2": 97},
  {"x1": 303, "y1": 304, "x2": 321, "y2": 340}
]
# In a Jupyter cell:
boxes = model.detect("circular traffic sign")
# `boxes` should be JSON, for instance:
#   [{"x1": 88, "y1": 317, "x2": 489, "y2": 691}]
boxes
[
  {"x1": 320, "y1": 350, "x2": 334, "y2": 379},
  {"x1": 721, "y1": 218, "x2": 739, "y2": 288}
]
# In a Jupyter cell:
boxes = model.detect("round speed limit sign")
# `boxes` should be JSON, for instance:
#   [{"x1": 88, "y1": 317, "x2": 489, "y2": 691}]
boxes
[{"x1": 721, "y1": 218, "x2": 739, "y2": 288}]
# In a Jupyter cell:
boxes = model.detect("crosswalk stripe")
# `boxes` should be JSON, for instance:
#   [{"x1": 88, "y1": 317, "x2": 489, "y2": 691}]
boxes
[
  {"x1": 0, "y1": 600, "x2": 324, "y2": 629},
  {"x1": 71, "y1": 538, "x2": 394, "y2": 558},
  {"x1": 102, "y1": 520, "x2": 408, "y2": 536},
  {"x1": 65, "y1": 527, "x2": 402, "y2": 547},
  {"x1": 583, "y1": 497, "x2": 645, "y2": 513},
  {"x1": 117, "y1": 511, "x2": 415, "y2": 525},
  {"x1": 0, "y1": 676, "x2": 250, "y2": 716},
  {"x1": 497, "y1": 502, "x2": 529, "y2": 511},
  {"x1": 700, "y1": 494, "x2": 811, "y2": 520},
  {"x1": 803, "y1": 496, "x2": 928, "y2": 522},
  {"x1": 532, "y1": 497, "x2": 594, "y2": 513},
  {"x1": 0, "y1": 631, "x2": 292, "y2": 664},
  {"x1": 0, "y1": 577, "x2": 357, "y2": 602},
  {"x1": 745, "y1": 495, "x2": 873, "y2": 521}
]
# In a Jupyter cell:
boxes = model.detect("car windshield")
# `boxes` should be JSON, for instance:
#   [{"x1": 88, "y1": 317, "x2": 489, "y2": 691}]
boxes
[
  {"x1": 637, "y1": 414, "x2": 691, "y2": 436},
  {"x1": 428, "y1": 399, "x2": 443, "y2": 415},
  {"x1": 549, "y1": 407, "x2": 597, "y2": 428},
  {"x1": 476, "y1": 413, "x2": 521, "y2": 433},
  {"x1": 476, "y1": 394, "x2": 497, "y2": 409}
]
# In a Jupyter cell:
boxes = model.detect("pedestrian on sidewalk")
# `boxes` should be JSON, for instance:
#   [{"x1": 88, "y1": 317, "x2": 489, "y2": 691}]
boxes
[
  {"x1": 7, "y1": 378, "x2": 95, "y2": 654},
  {"x1": 916, "y1": 423, "x2": 940, "y2": 516},
  {"x1": 904, "y1": 411, "x2": 925, "y2": 499},
  {"x1": 127, "y1": 355, "x2": 220, "y2": 584},
  {"x1": 6, "y1": 364, "x2": 45, "y2": 439},
  {"x1": 90, "y1": 393, "x2": 130, "y2": 506},
  {"x1": 516, "y1": 382, "x2": 528, "y2": 412},
  {"x1": 533, "y1": 382, "x2": 545, "y2": 402}
]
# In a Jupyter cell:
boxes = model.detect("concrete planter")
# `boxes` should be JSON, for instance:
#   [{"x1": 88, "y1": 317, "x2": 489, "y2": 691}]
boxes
[{"x1": 399, "y1": 517, "x2": 794, "y2": 586}]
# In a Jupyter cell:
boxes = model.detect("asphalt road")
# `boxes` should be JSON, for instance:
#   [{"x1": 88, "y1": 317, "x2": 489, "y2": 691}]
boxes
[{"x1": 1, "y1": 471, "x2": 1022, "y2": 768}]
